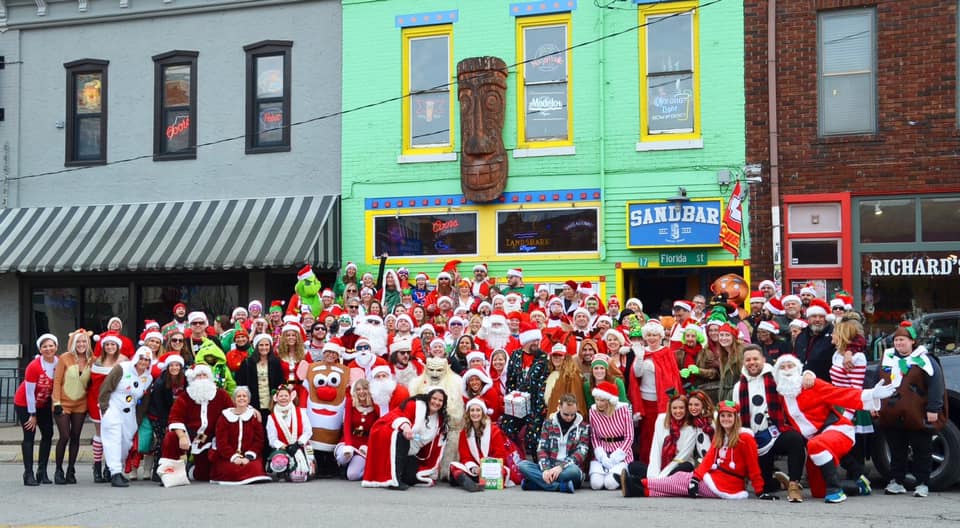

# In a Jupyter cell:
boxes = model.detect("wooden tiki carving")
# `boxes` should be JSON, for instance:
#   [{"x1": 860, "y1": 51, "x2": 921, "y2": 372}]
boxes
[{"x1": 458, "y1": 56, "x2": 508, "y2": 203}]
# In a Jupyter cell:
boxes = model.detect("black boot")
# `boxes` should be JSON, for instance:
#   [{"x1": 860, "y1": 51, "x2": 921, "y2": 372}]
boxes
[
  {"x1": 93, "y1": 462, "x2": 104, "y2": 483},
  {"x1": 23, "y1": 470, "x2": 39, "y2": 487},
  {"x1": 36, "y1": 467, "x2": 52, "y2": 484},
  {"x1": 150, "y1": 456, "x2": 161, "y2": 483},
  {"x1": 66, "y1": 466, "x2": 77, "y2": 484},
  {"x1": 456, "y1": 472, "x2": 483, "y2": 492},
  {"x1": 111, "y1": 472, "x2": 130, "y2": 488},
  {"x1": 620, "y1": 468, "x2": 645, "y2": 498},
  {"x1": 102, "y1": 466, "x2": 112, "y2": 483},
  {"x1": 54, "y1": 467, "x2": 67, "y2": 485}
]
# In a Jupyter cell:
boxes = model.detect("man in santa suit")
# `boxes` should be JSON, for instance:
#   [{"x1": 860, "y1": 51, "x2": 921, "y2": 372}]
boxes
[
  {"x1": 354, "y1": 314, "x2": 388, "y2": 357},
  {"x1": 471, "y1": 263, "x2": 496, "y2": 300},
  {"x1": 346, "y1": 338, "x2": 378, "y2": 386},
  {"x1": 476, "y1": 310, "x2": 520, "y2": 357},
  {"x1": 773, "y1": 354, "x2": 896, "y2": 503},
  {"x1": 369, "y1": 358, "x2": 410, "y2": 415},
  {"x1": 389, "y1": 338, "x2": 423, "y2": 388},
  {"x1": 668, "y1": 300, "x2": 697, "y2": 348},
  {"x1": 159, "y1": 364, "x2": 234, "y2": 481}
]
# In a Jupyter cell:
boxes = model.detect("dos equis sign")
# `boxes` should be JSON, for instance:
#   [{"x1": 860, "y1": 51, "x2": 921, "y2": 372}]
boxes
[{"x1": 626, "y1": 199, "x2": 723, "y2": 248}]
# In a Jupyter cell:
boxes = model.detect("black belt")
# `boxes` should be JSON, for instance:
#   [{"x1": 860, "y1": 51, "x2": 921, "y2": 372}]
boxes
[{"x1": 599, "y1": 436, "x2": 625, "y2": 443}]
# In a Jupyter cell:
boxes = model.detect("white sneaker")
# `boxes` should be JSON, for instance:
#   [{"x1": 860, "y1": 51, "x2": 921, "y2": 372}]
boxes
[
  {"x1": 885, "y1": 480, "x2": 907, "y2": 495},
  {"x1": 913, "y1": 484, "x2": 928, "y2": 498}
]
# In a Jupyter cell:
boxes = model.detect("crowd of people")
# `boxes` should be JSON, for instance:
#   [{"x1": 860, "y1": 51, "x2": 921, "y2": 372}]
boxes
[{"x1": 14, "y1": 262, "x2": 947, "y2": 504}]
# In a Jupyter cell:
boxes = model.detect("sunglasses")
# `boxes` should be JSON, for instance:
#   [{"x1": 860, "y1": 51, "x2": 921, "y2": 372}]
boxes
[
  {"x1": 190, "y1": 321, "x2": 205, "y2": 326},
  {"x1": 348, "y1": 306, "x2": 360, "y2": 310},
  {"x1": 356, "y1": 345, "x2": 372, "y2": 352},
  {"x1": 833, "y1": 307, "x2": 845, "y2": 311},
  {"x1": 169, "y1": 338, "x2": 184, "y2": 343},
  {"x1": 449, "y1": 322, "x2": 463, "y2": 327}
]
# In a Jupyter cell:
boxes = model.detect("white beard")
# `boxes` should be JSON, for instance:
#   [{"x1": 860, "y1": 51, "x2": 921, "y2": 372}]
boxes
[
  {"x1": 186, "y1": 378, "x2": 217, "y2": 404},
  {"x1": 504, "y1": 302, "x2": 521, "y2": 314},
  {"x1": 479, "y1": 324, "x2": 511, "y2": 350},
  {"x1": 353, "y1": 350, "x2": 375, "y2": 369},
  {"x1": 355, "y1": 322, "x2": 388, "y2": 356},
  {"x1": 775, "y1": 370, "x2": 802, "y2": 398},
  {"x1": 370, "y1": 378, "x2": 397, "y2": 406}
]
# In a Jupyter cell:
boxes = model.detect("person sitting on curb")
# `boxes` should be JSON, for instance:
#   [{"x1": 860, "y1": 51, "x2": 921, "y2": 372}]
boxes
[{"x1": 518, "y1": 393, "x2": 591, "y2": 493}]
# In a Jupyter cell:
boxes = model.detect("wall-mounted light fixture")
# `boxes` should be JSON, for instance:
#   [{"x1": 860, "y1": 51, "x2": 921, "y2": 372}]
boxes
[{"x1": 667, "y1": 187, "x2": 688, "y2": 214}]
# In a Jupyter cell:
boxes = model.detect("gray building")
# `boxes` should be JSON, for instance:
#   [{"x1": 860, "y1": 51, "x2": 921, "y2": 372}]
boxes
[{"x1": 0, "y1": 0, "x2": 342, "y2": 371}]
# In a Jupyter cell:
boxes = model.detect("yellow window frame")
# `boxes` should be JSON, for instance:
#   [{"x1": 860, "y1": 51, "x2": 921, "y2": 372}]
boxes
[
  {"x1": 516, "y1": 13, "x2": 573, "y2": 149},
  {"x1": 638, "y1": 1, "x2": 701, "y2": 143},
  {"x1": 401, "y1": 24, "x2": 455, "y2": 155}
]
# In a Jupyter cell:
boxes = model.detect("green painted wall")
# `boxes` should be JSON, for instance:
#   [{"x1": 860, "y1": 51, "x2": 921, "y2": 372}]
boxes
[{"x1": 341, "y1": 0, "x2": 747, "y2": 295}]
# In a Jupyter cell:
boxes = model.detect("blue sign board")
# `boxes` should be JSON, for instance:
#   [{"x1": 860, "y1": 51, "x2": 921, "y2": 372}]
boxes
[{"x1": 626, "y1": 199, "x2": 723, "y2": 248}]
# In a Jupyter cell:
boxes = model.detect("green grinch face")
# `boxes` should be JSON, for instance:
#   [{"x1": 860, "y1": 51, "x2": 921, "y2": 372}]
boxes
[{"x1": 297, "y1": 276, "x2": 322, "y2": 297}]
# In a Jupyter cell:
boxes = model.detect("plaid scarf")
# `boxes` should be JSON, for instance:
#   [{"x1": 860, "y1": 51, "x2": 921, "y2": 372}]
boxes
[
  {"x1": 692, "y1": 415, "x2": 714, "y2": 438},
  {"x1": 738, "y1": 371, "x2": 788, "y2": 431},
  {"x1": 661, "y1": 416, "x2": 684, "y2": 464}
]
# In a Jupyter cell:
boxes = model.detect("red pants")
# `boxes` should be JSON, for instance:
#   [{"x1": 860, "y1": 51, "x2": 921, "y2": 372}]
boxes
[
  {"x1": 160, "y1": 430, "x2": 212, "y2": 481},
  {"x1": 637, "y1": 399, "x2": 659, "y2": 465},
  {"x1": 804, "y1": 428, "x2": 854, "y2": 498}
]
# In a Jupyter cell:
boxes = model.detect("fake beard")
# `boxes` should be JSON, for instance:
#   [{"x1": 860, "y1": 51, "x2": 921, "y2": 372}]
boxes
[
  {"x1": 353, "y1": 350, "x2": 375, "y2": 369},
  {"x1": 186, "y1": 377, "x2": 218, "y2": 404},
  {"x1": 775, "y1": 370, "x2": 803, "y2": 398},
  {"x1": 370, "y1": 377, "x2": 397, "y2": 406},
  {"x1": 479, "y1": 324, "x2": 511, "y2": 351},
  {"x1": 354, "y1": 322, "x2": 388, "y2": 356},
  {"x1": 504, "y1": 301, "x2": 521, "y2": 314}
]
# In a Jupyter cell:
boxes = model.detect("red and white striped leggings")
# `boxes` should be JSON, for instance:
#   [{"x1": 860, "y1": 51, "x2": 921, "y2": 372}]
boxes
[{"x1": 646, "y1": 471, "x2": 721, "y2": 498}]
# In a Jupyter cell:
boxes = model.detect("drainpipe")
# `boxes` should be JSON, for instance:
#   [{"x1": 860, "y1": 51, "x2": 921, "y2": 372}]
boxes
[{"x1": 767, "y1": 0, "x2": 782, "y2": 290}]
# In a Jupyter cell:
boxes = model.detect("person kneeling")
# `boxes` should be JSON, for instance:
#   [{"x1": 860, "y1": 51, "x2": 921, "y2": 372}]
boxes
[
  {"x1": 588, "y1": 382, "x2": 634, "y2": 490},
  {"x1": 518, "y1": 393, "x2": 590, "y2": 493}
]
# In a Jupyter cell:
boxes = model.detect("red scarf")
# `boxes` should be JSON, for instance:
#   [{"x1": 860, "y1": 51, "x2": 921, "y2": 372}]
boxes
[
  {"x1": 661, "y1": 417, "x2": 684, "y2": 464},
  {"x1": 693, "y1": 414, "x2": 714, "y2": 438},
  {"x1": 647, "y1": 347, "x2": 684, "y2": 414}
]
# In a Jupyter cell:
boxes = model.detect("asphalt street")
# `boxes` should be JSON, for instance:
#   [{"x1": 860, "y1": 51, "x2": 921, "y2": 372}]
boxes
[{"x1": 1, "y1": 465, "x2": 959, "y2": 528}]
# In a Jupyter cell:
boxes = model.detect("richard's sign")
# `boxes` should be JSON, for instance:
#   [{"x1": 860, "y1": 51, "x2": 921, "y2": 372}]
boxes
[{"x1": 626, "y1": 199, "x2": 722, "y2": 248}]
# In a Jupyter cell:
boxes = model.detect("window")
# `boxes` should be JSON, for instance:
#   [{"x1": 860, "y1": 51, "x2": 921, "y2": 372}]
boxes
[
  {"x1": 374, "y1": 212, "x2": 478, "y2": 257},
  {"x1": 64, "y1": 59, "x2": 108, "y2": 165},
  {"x1": 517, "y1": 14, "x2": 572, "y2": 148},
  {"x1": 401, "y1": 25, "x2": 454, "y2": 155},
  {"x1": 497, "y1": 208, "x2": 598, "y2": 254},
  {"x1": 818, "y1": 8, "x2": 876, "y2": 136},
  {"x1": 789, "y1": 239, "x2": 840, "y2": 266},
  {"x1": 244, "y1": 40, "x2": 292, "y2": 153},
  {"x1": 639, "y1": 1, "x2": 699, "y2": 142},
  {"x1": 153, "y1": 51, "x2": 198, "y2": 160},
  {"x1": 859, "y1": 199, "x2": 915, "y2": 243}
]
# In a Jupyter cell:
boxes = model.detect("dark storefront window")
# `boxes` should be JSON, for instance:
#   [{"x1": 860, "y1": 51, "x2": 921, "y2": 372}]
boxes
[
  {"x1": 84, "y1": 288, "x2": 130, "y2": 331},
  {"x1": 859, "y1": 199, "x2": 915, "y2": 243},
  {"x1": 497, "y1": 208, "x2": 598, "y2": 254},
  {"x1": 921, "y1": 196, "x2": 960, "y2": 242},
  {"x1": 374, "y1": 213, "x2": 478, "y2": 257},
  {"x1": 141, "y1": 285, "x2": 239, "y2": 325}
]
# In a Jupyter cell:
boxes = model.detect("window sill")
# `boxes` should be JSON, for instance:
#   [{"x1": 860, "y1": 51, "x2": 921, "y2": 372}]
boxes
[
  {"x1": 813, "y1": 134, "x2": 883, "y2": 146},
  {"x1": 245, "y1": 145, "x2": 291, "y2": 155},
  {"x1": 512, "y1": 146, "x2": 575, "y2": 158},
  {"x1": 635, "y1": 138, "x2": 703, "y2": 152},
  {"x1": 64, "y1": 159, "x2": 106, "y2": 167},
  {"x1": 397, "y1": 152, "x2": 457, "y2": 164},
  {"x1": 154, "y1": 152, "x2": 197, "y2": 162}
]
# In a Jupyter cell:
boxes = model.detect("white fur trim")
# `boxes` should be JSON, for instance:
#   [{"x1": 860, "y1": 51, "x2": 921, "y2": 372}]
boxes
[
  {"x1": 592, "y1": 387, "x2": 619, "y2": 403},
  {"x1": 805, "y1": 305, "x2": 827, "y2": 317},
  {"x1": 519, "y1": 328, "x2": 542, "y2": 345}
]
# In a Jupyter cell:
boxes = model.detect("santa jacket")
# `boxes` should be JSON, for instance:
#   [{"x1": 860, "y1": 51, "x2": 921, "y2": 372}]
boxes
[
  {"x1": 340, "y1": 398, "x2": 380, "y2": 450},
  {"x1": 693, "y1": 430, "x2": 764, "y2": 499},
  {"x1": 167, "y1": 388, "x2": 234, "y2": 453},
  {"x1": 536, "y1": 412, "x2": 591, "y2": 472},
  {"x1": 782, "y1": 379, "x2": 878, "y2": 440},
  {"x1": 451, "y1": 422, "x2": 514, "y2": 484}
]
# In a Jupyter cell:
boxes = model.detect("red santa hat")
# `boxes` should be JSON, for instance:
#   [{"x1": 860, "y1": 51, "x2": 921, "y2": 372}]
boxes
[
  {"x1": 535, "y1": 283, "x2": 549, "y2": 293},
  {"x1": 592, "y1": 381, "x2": 620, "y2": 403},
  {"x1": 269, "y1": 300, "x2": 285, "y2": 314},
  {"x1": 506, "y1": 311, "x2": 526, "y2": 323},
  {"x1": 173, "y1": 303, "x2": 187, "y2": 314},
  {"x1": 370, "y1": 358, "x2": 393, "y2": 379},
  {"x1": 464, "y1": 397, "x2": 493, "y2": 416},
  {"x1": 506, "y1": 268, "x2": 523, "y2": 279},
  {"x1": 564, "y1": 279, "x2": 578, "y2": 290},
  {"x1": 419, "y1": 324, "x2": 436, "y2": 336},
  {"x1": 805, "y1": 298, "x2": 830, "y2": 317},
  {"x1": 773, "y1": 353, "x2": 804, "y2": 373},
  {"x1": 99, "y1": 332, "x2": 123, "y2": 349},
  {"x1": 529, "y1": 306, "x2": 545, "y2": 318},
  {"x1": 800, "y1": 283, "x2": 817, "y2": 297},
  {"x1": 518, "y1": 321, "x2": 542, "y2": 346},
  {"x1": 160, "y1": 353, "x2": 185, "y2": 370},
  {"x1": 437, "y1": 259, "x2": 462, "y2": 280},
  {"x1": 297, "y1": 265, "x2": 315, "y2": 281},
  {"x1": 281, "y1": 321, "x2": 305, "y2": 340},
  {"x1": 140, "y1": 329, "x2": 164, "y2": 345},
  {"x1": 477, "y1": 301, "x2": 492, "y2": 313},
  {"x1": 488, "y1": 310, "x2": 508, "y2": 326},
  {"x1": 781, "y1": 294, "x2": 801, "y2": 307},
  {"x1": 186, "y1": 363, "x2": 214, "y2": 383},
  {"x1": 829, "y1": 297, "x2": 846, "y2": 309},
  {"x1": 547, "y1": 296, "x2": 563, "y2": 308},
  {"x1": 35, "y1": 333, "x2": 59, "y2": 350},
  {"x1": 764, "y1": 297, "x2": 785, "y2": 316},
  {"x1": 758, "y1": 279, "x2": 777, "y2": 291},
  {"x1": 143, "y1": 319, "x2": 160, "y2": 331},
  {"x1": 789, "y1": 319, "x2": 808, "y2": 330},
  {"x1": 572, "y1": 307, "x2": 590, "y2": 320},
  {"x1": 437, "y1": 296, "x2": 454, "y2": 308},
  {"x1": 321, "y1": 337, "x2": 344, "y2": 355},
  {"x1": 718, "y1": 323, "x2": 737, "y2": 336},
  {"x1": 749, "y1": 291, "x2": 766, "y2": 305},
  {"x1": 603, "y1": 328, "x2": 627, "y2": 346},
  {"x1": 673, "y1": 300, "x2": 693, "y2": 312},
  {"x1": 472, "y1": 263, "x2": 488, "y2": 272},
  {"x1": 595, "y1": 315, "x2": 613, "y2": 327},
  {"x1": 389, "y1": 338, "x2": 412, "y2": 354},
  {"x1": 758, "y1": 320, "x2": 780, "y2": 334},
  {"x1": 465, "y1": 350, "x2": 486, "y2": 364},
  {"x1": 607, "y1": 295, "x2": 619, "y2": 307},
  {"x1": 578, "y1": 281, "x2": 594, "y2": 295},
  {"x1": 415, "y1": 272, "x2": 429, "y2": 282},
  {"x1": 625, "y1": 297, "x2": 643, "y2": 311}
]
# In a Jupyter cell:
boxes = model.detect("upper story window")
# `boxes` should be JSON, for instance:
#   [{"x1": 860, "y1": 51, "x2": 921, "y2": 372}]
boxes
[
  {"x1": 401, "y1": 24, "x2": 454, "y2": 155},
  {"x1": 153, "y1": 51, "x2": 198, "y2": 160},
  {"x1": 638, "y1": 1, "x2": 700, "y2": 143},
  {"x1": 64, "y1": 59, "x2": 108, "y2": 166},
  {"x1": 818, "y1": 8, "x2": 876, "y2": 136},
  {"x1": 244, "y1": 40, "x2": 292, "y2": 154},
  {"x1": 516, "y1": 14, "x2": 572, "y2": 148}
]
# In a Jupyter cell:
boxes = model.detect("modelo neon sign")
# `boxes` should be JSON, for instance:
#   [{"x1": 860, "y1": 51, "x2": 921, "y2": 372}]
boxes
[
  {"x1": 869, "y1": 256, "x2": 960, "y2": 277},
  {"x1": 166, "y1": 116, "x2": 190, "y2": 140}
]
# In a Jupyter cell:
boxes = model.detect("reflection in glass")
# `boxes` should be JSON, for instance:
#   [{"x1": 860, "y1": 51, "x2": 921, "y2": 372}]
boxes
[
  {"x1": 647, "y1": 14, "x2": 692, "y2": 74},
  {"x1": 76, "y1": 118, "x2": 102, "y2": 160},
  {"x1": 410, "y1": 36, "x2": 449, "y2": 90},
  {"x1": 859, "y1": 199, "x2": 915, "y2": 243},
  {"x1": 75, "y1": 74, "x2": 102, "y2": 114},
  {"x1": 410, "y1": 92, "x2": 449, "y2": 146},
  {"x1": 921, "y1": 197, "x2": 960, "y2": 242},
  {"x1": 163, "y1": 65, "x2": 191, "y2": 106},
  {"x1": 31, "y1": 288, "x2": 81, "y2": 345},
  {"x1": 256, "y1": 55, "x2": 284, "y2": 98},
  {"x1": 84, "y1": 288, "x2": 129, "y2": 331},
  {"x1": 140, "y1": 285, "x2": 239, "y2": 325},
  {"x1": 524, "y1": 25, "x2": 566, "y2": 84}
]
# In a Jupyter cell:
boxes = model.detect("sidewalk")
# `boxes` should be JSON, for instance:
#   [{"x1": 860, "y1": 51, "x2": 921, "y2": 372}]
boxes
[{"x1": 0, "y1": 422, "x2": 95, "y2": 463}]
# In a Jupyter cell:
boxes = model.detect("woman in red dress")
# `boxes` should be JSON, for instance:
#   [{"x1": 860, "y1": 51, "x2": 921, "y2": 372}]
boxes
[
  {"x1": 276, "y1": 325, "x2": 309, "y2": 407},
  {"x1": 449, "y1": 398, "x2": 521, "y2": 491},
  {"x1": 210, "y1": 386, "x2": 271, "y2": 485},
  {"x1": 335, "y1": 378, "x2": 380, "y2": 481}
]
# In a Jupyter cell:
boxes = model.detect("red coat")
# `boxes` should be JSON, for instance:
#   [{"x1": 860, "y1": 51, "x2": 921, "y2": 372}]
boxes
[
  {"x1": 210, "y1": 409, "x2": 271, "y2": 485},
  {"x1": 450, "y1": 422, "x2": 514, "y2": 484},
  {"x1": 693, "y1": 430, "x2": 764, "y2": 498},
  {"x1": 341, "y1": 398, "x2": 380, "y2": 450},
  {"x1": 462, "y1": 388, "x2": 504, "y2": 424},
  {"x1": 166, "y1": 388, "x2": 234, "y2": 452},
  {"x1": 375, "y1": 384, "x2": 410, "y2": 417},
  {"x1": 782, "y1": 379, "x2": 869, "y2": 439},
  {"x1": 361, "y1": 400, "x2": 446, "y2": 488}
]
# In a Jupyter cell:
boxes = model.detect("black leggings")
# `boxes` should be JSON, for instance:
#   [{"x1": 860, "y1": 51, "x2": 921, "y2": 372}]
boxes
[
  {"x1": 55, "y1": 411, "x2": 86, "y2": 469},
  {"x1": 16, "y1": 405, "x2": 53, "y2": 472},
  {"x1": 758, "y1": 430, "x2": 806, "y2": 493},
  {"x1": 394, "y1": 435, "x2": 420, "y2": 486}
]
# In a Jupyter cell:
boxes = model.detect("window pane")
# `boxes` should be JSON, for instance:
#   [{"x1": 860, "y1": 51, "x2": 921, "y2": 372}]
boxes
[
  {"x1": 256, "y1": 55, "x2": 284, "y2": 98},
  {"x1": 647, "y1": 13, "x2": 692, "y2": 74},
  {"x1": 163, "y1": 109, "x2": 191, "y2": 154},
  {"x1": 859, "y1": 199, "x2": 915, "y2": 243},
  {"x1": 525, "y1": 83, "x2": 568, "y2": 141},
  {"x1": 84, "y1": 287, "x2": 130, "y2": 332},
  {"x1": 821, "y1": 11, "x2": 872, "y2": 74},
  {"x1": 163, "y1": 64, "x2": 191, "y2": 106},
  {"x1": 141, "y1": 285, "x2": 239, "y2": 324},
  {"x1": 410, "y1": 36, "x2": 449, "y2": 91},
  {"x1": 410, "y1": 92, "x2": 450, "y2": 146},
  {"x1": 76, "y1": 117, "x2": 102, "y2": 160},
  {"x1": 921, "y1": 196, "x2": 960, "y2": 241},
  {"x1": 374, "y1": 213, "x2": 478, "y2": 256},
  {"x1": 821, "y1": 73, "x2": 874, "y2": 134},
  {"x1": 524, "y1": 25, "x2": 567, "y2": 84},
  {"x1": 256, "y1": 101, "x2": 284, "y2": 146},
  {"x1": 31, "y1": 288, "x2": 81, "y2": 343},
  {"x1": 75, "y1": 73, "x2": 102, "y2": 114},
  {"x1": 789, "y1": 239, "x2": 840, "y2": 266},
  {"x1": 647, "y1": 73, "x2": 694, "y2": 133},
  {"x1": 497, "y1": 209, "x2": 598, "y2": 254}
]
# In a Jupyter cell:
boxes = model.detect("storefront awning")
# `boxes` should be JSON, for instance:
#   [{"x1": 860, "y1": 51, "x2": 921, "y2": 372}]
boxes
[{"x1": 0, "y1": 195, "x2": 340, "y2": 273}]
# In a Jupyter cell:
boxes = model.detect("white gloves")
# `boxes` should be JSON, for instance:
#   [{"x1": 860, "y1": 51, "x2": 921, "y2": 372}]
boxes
[
  {"x1": 609, "y1": 449, "x2": 627, "y2": 464},
  {"x1": 594, "y1": 447, "x2": 611, "y2": 469},
  {"x1": 870, "y1": 379, "x2": 896, "y2": 400}
]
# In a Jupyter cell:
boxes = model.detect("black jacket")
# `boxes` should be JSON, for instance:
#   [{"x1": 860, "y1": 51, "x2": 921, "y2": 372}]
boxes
[
  {"x1": 235, "y1": 354, "x2": 285, "y2": 411},
  {"x1": 791, "y1": 323, "x2": 835, "y2": 381}
]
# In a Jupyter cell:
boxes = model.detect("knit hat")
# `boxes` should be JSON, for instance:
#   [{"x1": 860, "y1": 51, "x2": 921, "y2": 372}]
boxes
[
  {"x1": 173, "y1": 302, "x2": 187, "y2": 314},
  {"x1": 891, "y1": 321, "x2": 917, "y2": 341},
  {"x1": 396, "y1": 314, "x2": 414, "y2": 328},
  {"x1": 592, "y1": 381, "x2": 620, "y2": 403},
  {"x1": 488, "y1": 310, "x2": 508, "y2": 326},
  {"x1": 518, "y1": 321, "x2": 542, "y2": 346}
]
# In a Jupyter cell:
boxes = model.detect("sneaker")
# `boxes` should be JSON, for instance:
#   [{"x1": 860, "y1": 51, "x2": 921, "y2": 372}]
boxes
[
  {"x1": 824, "y1": 490, "x2": 847, "y2": 503},
  {"x1": 884, "y1": 480, "x2": 907, "y2": 495},
  {"x1": 773, "y1": 471, "x2": 790, "y2": 491},
  {"x1": 856, "y1": 475, "x2": 872, "y2": 496},
  {"x1": 913, "y1": 484, "x2": 928, "y2": 498}
]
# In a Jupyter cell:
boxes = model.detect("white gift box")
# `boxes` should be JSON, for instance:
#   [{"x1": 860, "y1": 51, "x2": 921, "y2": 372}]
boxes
[{"x1": 503, "y1": 391, "x2": 531, "y2": 418}]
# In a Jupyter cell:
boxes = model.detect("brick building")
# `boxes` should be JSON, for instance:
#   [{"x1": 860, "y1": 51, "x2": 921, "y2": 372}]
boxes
[{"x1": 745, "y1": 0, "x2": 960, "y2": 338}]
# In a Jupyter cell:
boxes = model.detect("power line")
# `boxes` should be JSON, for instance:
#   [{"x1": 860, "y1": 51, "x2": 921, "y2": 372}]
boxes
[{"x1": 7, "y1": 0, "x2": 724, "y2": 182}]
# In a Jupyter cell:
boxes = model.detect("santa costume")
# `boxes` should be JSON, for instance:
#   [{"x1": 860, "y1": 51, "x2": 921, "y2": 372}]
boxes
[
  {"x1": 210, "y1": 404, "x2": 271, "y2": 485},
  {"x1": 369, "y1": 359, "x2": 410, "y2": 416},
  {"x1": 335, "y1": 387, "x2": 381, "y2": 481},
  {"x1": 449, "y1": 398, "x2": 520, "y2": 489},
  {"x1": 159, "y1": 364, "x2": 234, "y2": 482},
  {"x1": 361, "y1": 395, "x2": 447, "y2": 488}
]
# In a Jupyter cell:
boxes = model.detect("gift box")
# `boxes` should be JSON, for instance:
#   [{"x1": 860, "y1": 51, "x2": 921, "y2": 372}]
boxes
[
  {"x1": 480, "y1": 457, "x2": 504, "y2": 490},
  {"x1": 503, "y1": 391, "x2": 530, "y2": 418}
]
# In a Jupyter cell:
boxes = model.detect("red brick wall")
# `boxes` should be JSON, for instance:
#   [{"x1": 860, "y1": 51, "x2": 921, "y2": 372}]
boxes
[{"x1": 745, "y1": 0, "x2": 960, "y2": 281}]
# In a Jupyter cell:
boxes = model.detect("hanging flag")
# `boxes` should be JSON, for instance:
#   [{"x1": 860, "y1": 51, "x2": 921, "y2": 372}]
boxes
[{"x1": 720, "y1": 181, "x2": 746, "y2": 258}]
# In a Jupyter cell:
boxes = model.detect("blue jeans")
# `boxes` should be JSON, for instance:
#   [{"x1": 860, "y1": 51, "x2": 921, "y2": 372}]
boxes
[{"x1": 518, "y1": 460, "x2": 582, "y2": 492}]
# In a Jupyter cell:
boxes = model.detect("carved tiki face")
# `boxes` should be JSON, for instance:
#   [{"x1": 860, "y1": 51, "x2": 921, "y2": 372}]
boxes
[{"x1": 458, "y1": 56, "x2": 508, "y2": 203}]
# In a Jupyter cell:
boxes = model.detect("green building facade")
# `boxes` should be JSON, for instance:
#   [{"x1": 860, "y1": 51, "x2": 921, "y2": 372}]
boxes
[{"x1": 341, "y1": 0, "x2": 751, "y2": 309}]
